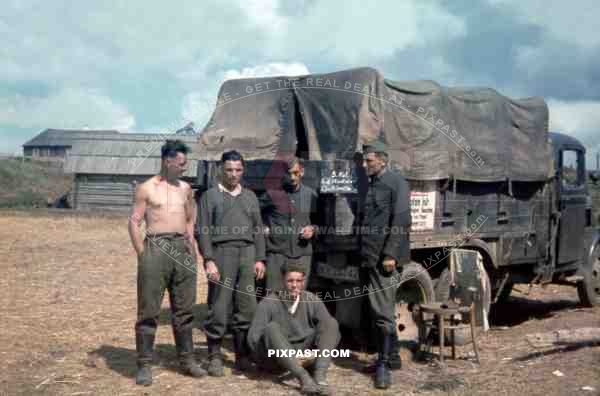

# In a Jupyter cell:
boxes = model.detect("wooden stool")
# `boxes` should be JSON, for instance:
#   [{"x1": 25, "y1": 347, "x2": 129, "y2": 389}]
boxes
[{"x1": 415, "y1": 302, "x2": 480, "y2": 364}]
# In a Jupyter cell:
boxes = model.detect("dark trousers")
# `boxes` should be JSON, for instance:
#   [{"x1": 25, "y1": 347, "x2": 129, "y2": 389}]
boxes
[
  {"x1": 135, "y1": 234, "x2": 197, "y2": 337},
  {"x1": 204, "y1": 242, "x2": 257, "y2": 340},
  {"x1": 253, "y1": 320, "x2": 340, "y2": 371},
  {"x1": 266, "y1": 253, "x2": 312, "y2": 294},
  {"x1": 362, "y1": 264, "x2": 399, "y2": 336}
]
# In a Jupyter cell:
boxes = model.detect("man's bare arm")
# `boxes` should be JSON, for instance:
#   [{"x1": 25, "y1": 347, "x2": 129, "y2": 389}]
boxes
[
  {"x1": 184, "y1": 186, "x2": 203, "y2": 265},
  {"x1": 128, "y1": 183, "x2": 147, "y2": 256}
]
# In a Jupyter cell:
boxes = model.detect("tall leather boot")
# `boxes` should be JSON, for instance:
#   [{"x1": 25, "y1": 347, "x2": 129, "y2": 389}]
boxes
[
  {"x1": 174, "y1": 327, "x2": 207, "y2": 378},
  {"x1": 311, "y1": 356, "x2": 332, "y2": 396},
  {"x1": 374, "y1": 334, "x2": 392, "y2": 389},
  {"x1": 264, "y1": 327, "x2": 320, "y2": 395},
  {"x1": 233, "y1": 330, "x2": 253, "y2": 372},
  {"x1": 135, "y1": 332, "x2": 155, "y2": 386},
  {"x1": 206, "y1": 338, "x2": 224, "y2": 377},
  {"x1": 389, "y1": 335, "x2": 402, "y2": 370}
]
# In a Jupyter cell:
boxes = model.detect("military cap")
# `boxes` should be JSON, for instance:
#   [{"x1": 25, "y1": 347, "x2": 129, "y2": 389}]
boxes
[{"x1": 363, "y1": 140, "x2": 386, "y2": 153}]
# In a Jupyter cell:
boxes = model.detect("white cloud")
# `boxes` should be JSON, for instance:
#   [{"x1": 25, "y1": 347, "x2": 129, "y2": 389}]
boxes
[
  {"x1": 181, "y1": 62, "x2": 310, "y2": 130},
  {"x1": 0, "y1": 1, "x2": 253, "y2": 82},
  {"x1": 548, "y1": 99, "x2": 600, "y2": 167},
  {"x1": 0, "y1": 1, "x2": 465, "y2": 102},
  {"x1": 489, "y1": 0, "x2": 600, "y2": 48},
  {"x1": 548, "y1": 99, "x2": 600, "y2": 137},
  {"x1": 0, "y1": 88, "x2": 135, "y2": 130},
  {"x1": 175, "y1": 1, "x2": 465, "y2": 128},
  {"x1": 222, "y1": 62, "x2": 309, "y2": 80},
  {"x1": 3, "y1": 0, "x2": 599, "y2": 158},
  {"x1": 265, "y1": 1, "x2": 466, "y2": 64},
  {"x1": 238, "y1": 0, "x2": 288, "y2": 33}
]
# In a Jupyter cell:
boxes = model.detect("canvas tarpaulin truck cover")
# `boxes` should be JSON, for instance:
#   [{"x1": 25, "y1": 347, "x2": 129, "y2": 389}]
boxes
[{"x1": 196, "y1": 67, "x2": 551, "y2": 182}]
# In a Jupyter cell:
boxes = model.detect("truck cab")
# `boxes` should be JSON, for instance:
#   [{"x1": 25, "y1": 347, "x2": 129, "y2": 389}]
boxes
[
  {"x1": 549, "y1": 132, "x2": 599, "y2": 306},
  {"x1": 550, "y1": 132, "x2": 591, "y2": 267}
]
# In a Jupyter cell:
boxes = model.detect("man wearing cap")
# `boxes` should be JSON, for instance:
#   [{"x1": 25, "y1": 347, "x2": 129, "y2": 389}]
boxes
[
  {"x1": 248, "y1": 262, "x2": 340, "y2": 395},
  {"x1": 262, "y1": 157, "x2": 318, "y2": 295},
  {"x1": 197, "y1": 150, "x2": 266, "y2": 376},
  {"x1": 359, "y1": 140, "x2": 411, "y2": 389}
]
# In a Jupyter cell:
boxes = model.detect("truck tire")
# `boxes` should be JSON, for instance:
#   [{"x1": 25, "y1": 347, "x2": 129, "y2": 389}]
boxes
[
  {"x1": 434, "y1": 267, "x2": 491, "y2": 346},
  {"x1": 577, "y1": 244, "x2": 600, "y2": 307},
  {"x1": 395, "y1": 262, "x2": 435, "y2": 342}
]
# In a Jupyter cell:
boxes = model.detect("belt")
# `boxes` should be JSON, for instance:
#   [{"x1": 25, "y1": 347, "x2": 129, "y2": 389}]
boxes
[
  {"x1": 214, "y1": 240, "x2": 252, "y2": 247},
  {"x1": 145, "y1": 232, "x2": 185, "y2": 240}
]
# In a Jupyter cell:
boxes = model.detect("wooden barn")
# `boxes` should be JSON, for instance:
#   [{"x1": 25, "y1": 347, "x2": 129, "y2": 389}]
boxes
[
  {"x1": 64, "y1": 134, "x2": 199, "y2": 211},
  {"x1": 22, "y1": 129, "x2": 120, "y2": 162}
]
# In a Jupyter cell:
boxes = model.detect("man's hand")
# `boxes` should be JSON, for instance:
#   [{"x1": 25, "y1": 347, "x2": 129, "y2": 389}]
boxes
[
  {"x1": 300, "y1": 225, "x2": 315, "y2": 240},
  {"x1": 254, "y1": 261, "x2": 266, "y2": 280},
  {"x1": 382, "y1": 256, "x2": 396, "y2": 273},
  {"x1": 205, "y1": 260, "x2": 220, "y2": 282}
]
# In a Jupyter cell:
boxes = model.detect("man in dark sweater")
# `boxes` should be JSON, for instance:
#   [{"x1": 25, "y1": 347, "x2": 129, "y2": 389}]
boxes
[
  {"x1": 248, "y1": 262, "x2": 340, "y2": 396},
  {"x1": 359, "y1": 141, "x2": 411, "y2": 389},
  {"x1": 196, "y1": 150, "x2": 266, "y2": 376},
  {"x1": 262, "y1": 157, "x2": 318, "y2": 294}
]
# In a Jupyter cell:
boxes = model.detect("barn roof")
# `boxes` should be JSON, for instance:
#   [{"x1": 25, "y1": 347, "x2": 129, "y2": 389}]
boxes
[
  {"x1": 64, "y1": 134, "x2": 199, "y2": 176},
  {"x1": 22, "y1": 129, "x2": 121, "y2": 147}
]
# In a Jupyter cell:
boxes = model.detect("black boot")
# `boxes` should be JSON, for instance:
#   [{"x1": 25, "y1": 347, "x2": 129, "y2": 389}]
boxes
[
  {"x1": 298, "y1": 372, "x2": 321, "y2": 395},
  {"x1": 135, "y1": 332, "x2": 155, "y2": 386},
  {"x1": 311, "y1": 357, "x2": 332, "y2": 396},
  {"x1": 374, "y1": 334, "x2": 392, "y2": 389},
  {"x1": 233, "y1": 331, "x2": 253, "y2": 372},
  {"x1": 206, "y1": 338, "x2": 224, "y2": 377},
  {"x1": 278, "y1": 358, "x2": 319, "y2": 395},
  {"x1": 389, "y1": 336, "x2": 402, "y2": 370},
  {"x1": 174, "y1": 328, "x2": 207, "y2": 378}
]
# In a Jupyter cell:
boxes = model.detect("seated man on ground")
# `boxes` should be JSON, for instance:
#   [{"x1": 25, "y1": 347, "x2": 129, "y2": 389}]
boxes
[{"x1": 247, "y1": 262, "x2": 340, "y2": 395}]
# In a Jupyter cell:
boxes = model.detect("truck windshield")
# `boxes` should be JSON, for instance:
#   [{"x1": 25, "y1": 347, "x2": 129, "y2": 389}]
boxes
[{"x1": 562, "y1": 149, "x2": 584, "y2": 189}]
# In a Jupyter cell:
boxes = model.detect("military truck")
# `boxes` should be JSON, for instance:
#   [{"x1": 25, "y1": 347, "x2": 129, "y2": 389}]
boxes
[{"x1": 193, "y1": 67, "x2": 599, "y2": 345}]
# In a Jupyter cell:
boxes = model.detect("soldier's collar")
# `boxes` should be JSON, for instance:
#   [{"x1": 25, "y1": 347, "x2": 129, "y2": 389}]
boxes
[{"x1": 218, "y1": 183, "x2": 242, "y2": 197}]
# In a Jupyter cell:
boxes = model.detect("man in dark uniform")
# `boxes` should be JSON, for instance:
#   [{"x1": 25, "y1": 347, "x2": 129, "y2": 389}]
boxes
[
  {"x1": 359, "y1": 141, "x2": 411, "y2": 389},
  {"x1": 248, "y1": 262, "x2": 340, "y2": 396},
  {"x1": 128, "y1": 140, "x2": 206, "y2": 386},
  {"x1": 197, "y1": 150, "x2": 266, "y2": 376},
  {"x1": 262, "y1": 157, "x2": 318, "y2": 294}
]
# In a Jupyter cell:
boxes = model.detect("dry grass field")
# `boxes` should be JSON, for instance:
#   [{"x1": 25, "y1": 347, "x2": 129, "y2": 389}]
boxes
[{"x1": 1, "y1": 210, "x2": 599, "y2": 396}]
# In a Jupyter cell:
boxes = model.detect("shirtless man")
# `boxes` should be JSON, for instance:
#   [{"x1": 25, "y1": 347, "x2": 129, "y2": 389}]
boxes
[{"x1": 128, "y1": 139, "x2": 206, "y2": 386}]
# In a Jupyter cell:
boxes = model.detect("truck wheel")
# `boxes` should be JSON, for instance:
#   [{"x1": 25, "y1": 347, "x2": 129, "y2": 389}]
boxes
[
  {"x1": 395, "y1": 262, "x2": 435, "y2": 342},
  {"x1": 434, "y1": 267, "x2": 491, "y2": 346},
  {"x1": 577, "y1": 244, "x2": 600, "y2": 307}
]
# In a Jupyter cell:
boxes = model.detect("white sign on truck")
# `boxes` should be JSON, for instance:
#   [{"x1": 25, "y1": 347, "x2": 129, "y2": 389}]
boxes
[{"x1": 410, "y1": 191, "x2": 436, "y2": 232}]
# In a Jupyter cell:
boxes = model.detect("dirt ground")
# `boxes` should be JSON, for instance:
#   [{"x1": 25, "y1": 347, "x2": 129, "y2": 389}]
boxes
[{"x1": 1, "y1": 210, "x2": 599, "y2": 396}]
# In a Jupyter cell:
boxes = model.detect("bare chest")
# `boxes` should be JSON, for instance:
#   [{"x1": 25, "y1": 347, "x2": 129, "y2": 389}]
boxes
[{"x1": 146, "y1": 182, "x2": 187, "y2": 211}]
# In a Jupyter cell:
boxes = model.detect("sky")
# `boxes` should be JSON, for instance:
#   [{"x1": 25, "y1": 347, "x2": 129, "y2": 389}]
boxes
[{"x1": 1, "y1": 0, "x2": 599, "y2": 168}]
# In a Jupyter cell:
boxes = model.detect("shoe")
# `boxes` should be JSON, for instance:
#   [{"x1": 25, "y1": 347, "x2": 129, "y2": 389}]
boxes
[
  {"x1": 207, "y1": 338, "x2": 225, "y2": 377},
  {"x1": 180, "y1": 358, "x2": 207, "y2": 378},
  {"x1": 174, "y1": 328, "x2": 207, "y2": 378}
]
